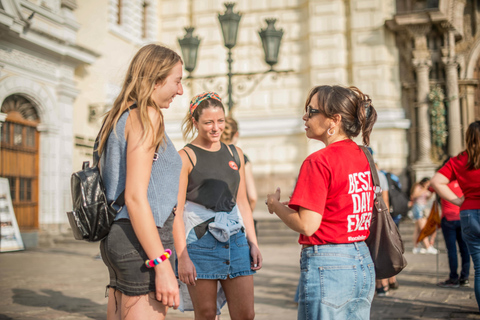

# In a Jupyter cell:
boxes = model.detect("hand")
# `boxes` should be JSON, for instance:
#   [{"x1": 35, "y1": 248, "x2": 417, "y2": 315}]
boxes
[
  {"x1": 154, "y1": 262, "x2": 180, "y2": 309},
  {"x1": 177, "y1": 254, "x2": 197, "y2": 286},
  {"x1": 250, "y1": 243, "x2": 263, "y2": 271},
  {"x1": 454, "y1": 196, "x2": 465, "y2": 207},
  {"x1": 266, "y1": 187, "x2": 281, "y2": 214}
]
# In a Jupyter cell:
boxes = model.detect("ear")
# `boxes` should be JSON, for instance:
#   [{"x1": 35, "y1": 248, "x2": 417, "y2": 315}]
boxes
[
  {"x1": 331, "y1": 114, "x2": 342, "y2": 128},
  {"x1": 192, "y1": 117, "x2": 198, "y2": 130}
]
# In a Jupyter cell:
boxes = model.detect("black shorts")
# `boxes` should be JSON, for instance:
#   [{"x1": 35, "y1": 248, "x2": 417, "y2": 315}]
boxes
[{"x1": 100, "y1": 213, "x2": 176, "y2": 296}]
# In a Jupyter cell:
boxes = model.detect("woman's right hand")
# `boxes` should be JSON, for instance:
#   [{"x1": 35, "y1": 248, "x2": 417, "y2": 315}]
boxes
[
  {"x1": 154, "y1": 262, "x2": 180, "y2": 309},
  {"x1": 177, "y1": 254, "x2": 197, "y2": 286}
]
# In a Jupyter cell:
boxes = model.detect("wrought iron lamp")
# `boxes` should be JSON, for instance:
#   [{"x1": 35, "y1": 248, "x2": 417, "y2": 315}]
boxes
[{"x1": 178, "y1": 2, "x2": 291, "y2": 111}]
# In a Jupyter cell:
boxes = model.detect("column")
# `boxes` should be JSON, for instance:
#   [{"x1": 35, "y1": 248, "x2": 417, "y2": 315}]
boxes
[
  {"x1": 0, "y1": 113, "x2": 6, "y2": 171},
  {"x1": 442, "y1": 30, "x2": 462, "y2": 155},
  {"x1": 408, "y1": 24, "x2": 437, "y2": 180}
]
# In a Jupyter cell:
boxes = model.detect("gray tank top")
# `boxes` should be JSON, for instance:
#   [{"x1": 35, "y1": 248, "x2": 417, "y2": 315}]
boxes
[{"x1": 100, "y1": 109, "x2": 182, "y2": 227}]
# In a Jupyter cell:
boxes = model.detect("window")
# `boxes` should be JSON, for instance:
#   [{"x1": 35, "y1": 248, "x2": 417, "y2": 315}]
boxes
[
  {"x1": 13, "y1": 124, "x2": 22, "y2": 146},
  {"x1": 1, "y1": 122, "x2": 10, "y2": 143},
  {"x1": 8, "y1": 177, "x2": 15, "y2": 201},
  {"x1": 117, "y1": 0, "x2": 122, "y2": 24},
  {"x1": 26, "y1": 127, "x2": 35, "y2": 147},
  {"x1": 19, "y1": 178, "x2": 32, "y2": 201},
  {"x1": 142, "y1": 1, "x2": 149, "y2": 38}
]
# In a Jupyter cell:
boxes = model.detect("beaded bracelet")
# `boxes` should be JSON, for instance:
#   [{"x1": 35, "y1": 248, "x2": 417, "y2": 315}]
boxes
[{"x1": 145, "y1": 249, "x2": 172, "y2": 268}]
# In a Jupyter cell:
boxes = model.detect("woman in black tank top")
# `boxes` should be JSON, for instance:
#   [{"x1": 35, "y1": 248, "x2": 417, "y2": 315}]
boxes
[{"x1": 173, "y1": 92, "x2": 262, "y2": 319}]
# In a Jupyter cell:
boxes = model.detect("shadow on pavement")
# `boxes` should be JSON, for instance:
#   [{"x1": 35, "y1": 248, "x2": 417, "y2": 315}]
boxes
[
  {"x1": 0, "y1": 315, "x2": 14, "y2": 320},
  {"x1": 12, "y1": 288, "x2": 105, "y2": 320}
]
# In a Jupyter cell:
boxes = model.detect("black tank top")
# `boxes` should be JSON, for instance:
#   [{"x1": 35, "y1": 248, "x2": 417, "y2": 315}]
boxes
[{"x1": 185, "y1": 143, "x2": 240, "y2": 212}]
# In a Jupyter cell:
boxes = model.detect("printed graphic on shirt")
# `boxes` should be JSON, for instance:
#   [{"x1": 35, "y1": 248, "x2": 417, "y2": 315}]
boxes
[
  {"x1": 347, "y1": 171, "x2": 373, "y2": 233},
  {"x1": 228, "y1": 161, "x2": 238, "y2": 171}
]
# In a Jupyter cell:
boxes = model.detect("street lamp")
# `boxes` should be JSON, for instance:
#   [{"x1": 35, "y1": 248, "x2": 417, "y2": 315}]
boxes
[{"x1": 178, "y1": 2, "x2": 291, "y2": 112}]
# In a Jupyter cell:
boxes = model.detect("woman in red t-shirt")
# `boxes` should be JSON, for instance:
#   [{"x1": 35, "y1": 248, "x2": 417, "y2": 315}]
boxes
[
  {"x1": 266, "y1": 85, "x2": 377, "y2": 320},
  {"x1": 431, "y1": 120, "x2": 480, "y2": 310}
]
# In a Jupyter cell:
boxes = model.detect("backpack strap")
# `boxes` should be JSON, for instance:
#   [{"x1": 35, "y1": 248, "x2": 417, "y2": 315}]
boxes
[{"x1": 228, "y1": 144, "x2": 241, "y2": 170}]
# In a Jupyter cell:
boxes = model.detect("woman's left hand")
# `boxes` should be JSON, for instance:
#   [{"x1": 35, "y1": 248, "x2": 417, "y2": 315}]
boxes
[{"x1": 250, "y1": 243, "x2": 263, "y2": 271}]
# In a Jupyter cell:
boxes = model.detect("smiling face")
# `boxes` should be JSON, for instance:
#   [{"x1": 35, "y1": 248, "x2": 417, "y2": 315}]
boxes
[
  {"x1": 194, "y1": 106, "x2": 226, "y2": 143},
  {"x1": 302, "y1": 92, "x2": 333, "y2": 143},
  {"x1": 151, "y1": 61, "x2": 183, "y2": 109}
]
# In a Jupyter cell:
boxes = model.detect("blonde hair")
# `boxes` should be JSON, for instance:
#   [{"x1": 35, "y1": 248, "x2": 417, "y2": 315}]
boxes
[
  {"x1": 221, "y1": 116, "x2": 238, "y2": 144},
  {"x1": 98, "y1": 44, "x2": 181, "y2": 155},
  {"x1": 181, "y1": 97, "x2": 225, "y2": 141}
]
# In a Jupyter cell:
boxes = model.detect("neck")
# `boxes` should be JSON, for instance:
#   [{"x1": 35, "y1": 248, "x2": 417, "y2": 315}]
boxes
[
  {"x1": 323, "y1": 134, "x2": 349, "y2": 147},
  {"x1": 191, "y1": 137, "x2": 221, "y2": 151}
]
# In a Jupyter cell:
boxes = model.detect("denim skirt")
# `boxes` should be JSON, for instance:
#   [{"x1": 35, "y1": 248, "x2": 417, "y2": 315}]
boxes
[
  {"x1": 185, "y1": 229, "x2": 255, "y2": 280},
  {"x1": 297, "y1": 241, "x2": 375, "y2": 320},
  {"x1": 99, "y1": 213, "x2": 176, "y2": 296}
]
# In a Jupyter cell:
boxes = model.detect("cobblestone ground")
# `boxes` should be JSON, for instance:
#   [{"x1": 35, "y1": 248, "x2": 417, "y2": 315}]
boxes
[{"x1": 0, "y1": 229, "x2": 479, "y2": 319}]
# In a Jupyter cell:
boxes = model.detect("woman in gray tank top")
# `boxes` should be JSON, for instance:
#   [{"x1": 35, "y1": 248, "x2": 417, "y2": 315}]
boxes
[
  {"x1": 97, "y1": 44, "x2": 183, "y2": 319},
  {"x1": 173, "y1": 92, "x2": 262, "y2": 319}
]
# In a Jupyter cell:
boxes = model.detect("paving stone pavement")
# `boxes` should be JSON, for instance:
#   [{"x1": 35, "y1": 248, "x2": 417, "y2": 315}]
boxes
[{"x1": 1, "y1": 224, "x2": 480, "y2": 319}]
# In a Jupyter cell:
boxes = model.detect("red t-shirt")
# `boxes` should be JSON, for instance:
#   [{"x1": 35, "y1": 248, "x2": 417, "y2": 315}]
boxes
[
  {"x1": 441, "y1": 180, "x2": 463, "y2": 221},
  {"x1": 289, "y1": 139, "x2": 374, "y2": 245},
  {"x1": 438, "y1": 152, "x2": 480, "y2": 211}
]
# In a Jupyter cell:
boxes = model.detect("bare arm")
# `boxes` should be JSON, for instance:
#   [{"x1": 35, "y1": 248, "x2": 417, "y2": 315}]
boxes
[
  {"x1": 382, "y1": 190, "x2": 389, "y2": 209},
  {"x1": 266, "y1": 188, "x2": 322, "y2": 236},
  {"x1": 124, "y1": 107, "x2": 179, "y2": 308},
  {"x1": 244, "y1": 161, "x2": 258, "y2": 211},
  {"x1": 172, "y1": 148, "x2": 197, "y2": 286},
  {"x1": 236, "y1": 147, "x2": 262, "y2": 270},
  {"x1": 430, "y1": 173, "x2": 464, "y2": 206}
]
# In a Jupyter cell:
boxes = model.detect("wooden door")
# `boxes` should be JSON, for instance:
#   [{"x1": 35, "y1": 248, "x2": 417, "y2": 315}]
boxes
[{"x1": 1, "y1": 97, "x2": 40, "y2": 231}]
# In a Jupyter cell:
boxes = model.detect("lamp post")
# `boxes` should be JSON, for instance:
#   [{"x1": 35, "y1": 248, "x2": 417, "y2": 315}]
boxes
[{"x1": 178, "y1": 2, "x2": 289, "y2": 112}]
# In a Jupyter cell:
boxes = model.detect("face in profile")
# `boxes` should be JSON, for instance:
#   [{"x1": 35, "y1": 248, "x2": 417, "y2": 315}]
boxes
[
  {"x1": 302, "y1": 92, "x2": 331, "y2": 142},
  {"x1": 151, "y1": 61, "x2": 184, "y2": 109}
]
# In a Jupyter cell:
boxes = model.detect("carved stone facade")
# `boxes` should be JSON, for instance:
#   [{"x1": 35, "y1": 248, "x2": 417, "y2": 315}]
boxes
[
  {"x1": 0, "y1": 0, "x2": 97, "y2": 245},
  {"x1": 387, "y1": 0, "x2": 479, "y2": 182}
]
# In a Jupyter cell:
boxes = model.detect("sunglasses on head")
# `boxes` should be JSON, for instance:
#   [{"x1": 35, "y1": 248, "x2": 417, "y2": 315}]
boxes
[{"x1": 306, "y1": 106, "x2": 321, "y2": 118}]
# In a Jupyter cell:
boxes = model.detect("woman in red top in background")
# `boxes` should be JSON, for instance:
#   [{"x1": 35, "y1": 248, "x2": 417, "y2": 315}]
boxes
[
  {"x1": 266, "y1": 85, "x2": 377, "y2": 320},
  {"x1": 431, "y1": 121, "x2": 480, "y2": 310},
  {"x1": 436, "y1": 179, "x2": 470, "y2": 288}
]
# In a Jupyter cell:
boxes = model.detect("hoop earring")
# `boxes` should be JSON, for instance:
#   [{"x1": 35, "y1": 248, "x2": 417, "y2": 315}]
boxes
[{"x1": 327, "y1": 128, "x2": 335, "y2": 136}]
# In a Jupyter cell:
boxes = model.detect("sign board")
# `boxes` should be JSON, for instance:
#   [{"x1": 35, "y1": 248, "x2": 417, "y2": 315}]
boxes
[{"x1": 0, "y1": 177, "x2": 24, "y2": 252}]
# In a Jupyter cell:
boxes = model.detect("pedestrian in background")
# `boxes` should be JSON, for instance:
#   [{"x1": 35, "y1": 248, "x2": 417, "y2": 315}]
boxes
[
  {"x1": 266, "y1": 85, "x2": 377, "y2": 319},
  {"x1": 221, "y1": 116, "x2": 258, "y2": 212},
  {"x1": 436, "y1": 179, "x2": 470, "y2": 288},
  {"x1": 431, "y1": 120, "x2": 480, "y2": 310},
  {"x1": 410, "y1": 177, "x2": 438, "y2": 254},
  {"x1": 173, "y1": 92, "x2": 262, "y2": 320},
  {"x1": 98, "y1": 44, "x2": 183, "y2": 319}
]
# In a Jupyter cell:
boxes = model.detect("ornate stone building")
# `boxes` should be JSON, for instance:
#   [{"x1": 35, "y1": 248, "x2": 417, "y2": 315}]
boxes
[
  {"x1": 387, "y1": 0, "x2": 480, "y2": 181},
  {"x1": 0, "y1": 0, "x2": 97, "y2": 246}
]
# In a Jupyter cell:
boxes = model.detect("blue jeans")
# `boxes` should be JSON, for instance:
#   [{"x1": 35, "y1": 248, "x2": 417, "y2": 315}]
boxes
[
  {"x1": 460, "y1": 209, "x2": 480, "y2": 310},
  {"x1": 441, "y1": 218, "x2": 470, "y2": 280},
  {"x1": 297, "y1": 242, "x2": 375, "y2": 320}
]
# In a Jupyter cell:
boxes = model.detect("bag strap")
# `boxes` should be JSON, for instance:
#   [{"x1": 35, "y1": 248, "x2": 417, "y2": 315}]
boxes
[
  {"x1": 228, "y1": 144, "x2": 241, "y2": 170},
  {"x1": 359, "y1": 146, "x2": 381, "y2": 194}
]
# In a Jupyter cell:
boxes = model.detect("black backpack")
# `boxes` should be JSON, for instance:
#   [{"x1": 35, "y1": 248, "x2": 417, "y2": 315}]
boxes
[
  {"x1": 66, "y1": 106, "x2": 138, "y2": 241},
  {"x1": 385, "y1": 172, "x2": 409, "y2": 218},
  {"x1": 66, "y1": 134, "x2": 124, "y2": 242}
]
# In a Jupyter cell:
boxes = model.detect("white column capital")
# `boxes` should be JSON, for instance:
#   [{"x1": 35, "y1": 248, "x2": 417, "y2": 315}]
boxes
[{"x1": 0, "y1": 112, "x2": 7, "y2": 123}]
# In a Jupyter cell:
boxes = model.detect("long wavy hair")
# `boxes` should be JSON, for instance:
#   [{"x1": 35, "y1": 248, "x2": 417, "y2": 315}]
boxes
[
  {"x1": 465, "y1": 120, "x2": 480, "y2": 170},
  {"x1": 97, "y1": 44, "x2": 182, "y2": 155},
  {"x1": 221, "y1": 116, "x2": 238, "y2": 144},
  {"x1": 304, "y1": 85, "x2": 377, "y2": 146}
]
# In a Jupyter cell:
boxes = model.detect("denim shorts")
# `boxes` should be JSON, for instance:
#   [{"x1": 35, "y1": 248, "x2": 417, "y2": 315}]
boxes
[
  {"x1": 99, "y1": 213, "x2": 176, "y2": 296},
  {"x1": 297, "y1": 241, "x2": 375, "y2": 320},
  {"x1": 185, "y1": 230, "x2": 255, "y2": 280},
  {"x1": 412, "y1": 203, "x2": 428, "y2": 220}
]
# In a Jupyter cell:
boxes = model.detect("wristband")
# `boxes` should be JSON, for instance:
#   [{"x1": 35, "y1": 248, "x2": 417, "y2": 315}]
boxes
[{"x1": 145, "y1": 249, "x2": 172, "y2": 268}]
